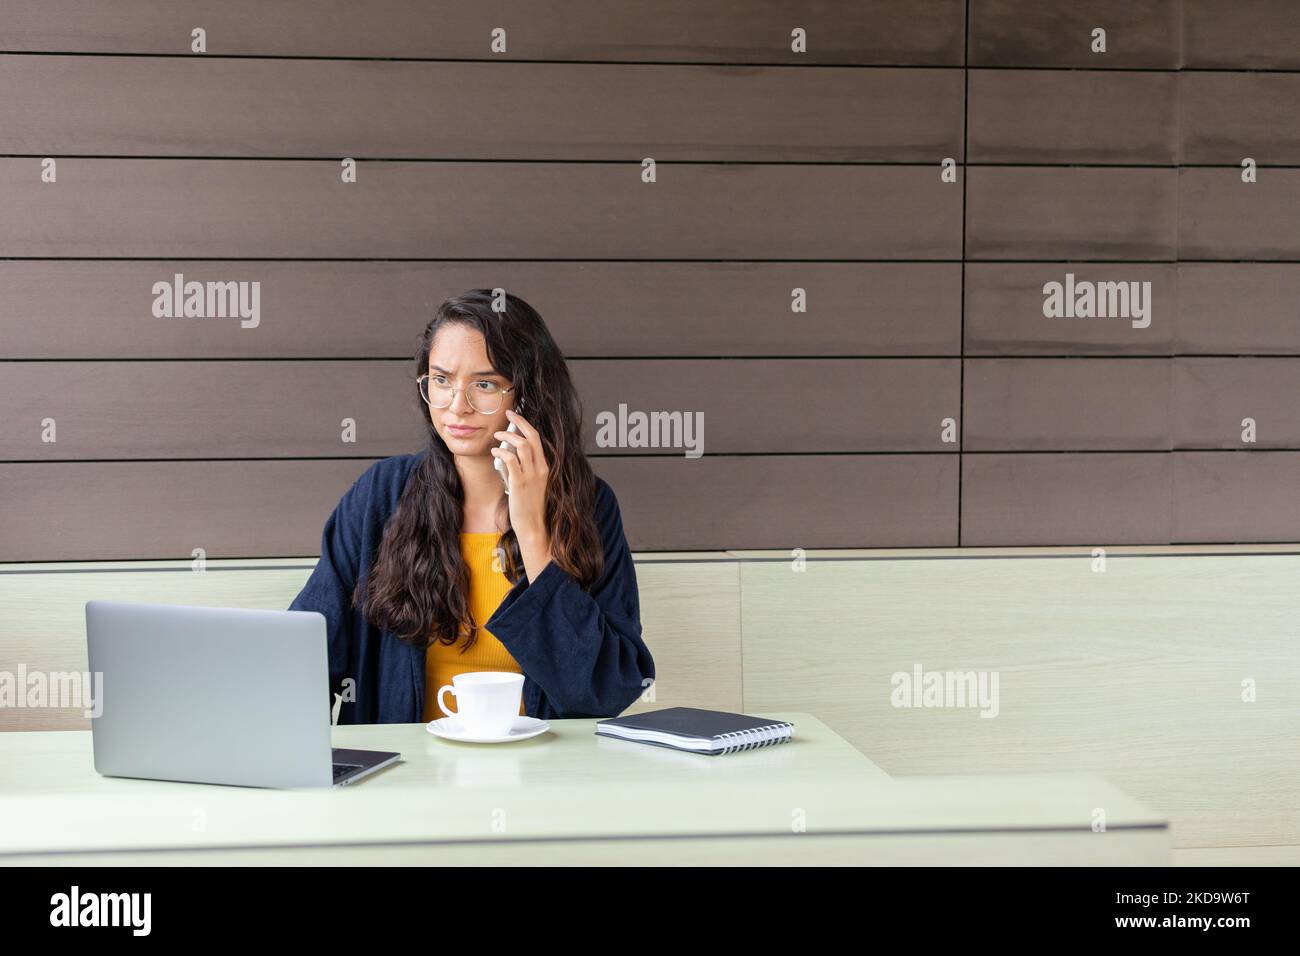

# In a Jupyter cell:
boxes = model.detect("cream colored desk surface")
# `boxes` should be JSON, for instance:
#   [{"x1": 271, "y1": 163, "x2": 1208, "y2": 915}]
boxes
[{"x1": 0, "y1": 714, "x2": 1168, "y2": 865}]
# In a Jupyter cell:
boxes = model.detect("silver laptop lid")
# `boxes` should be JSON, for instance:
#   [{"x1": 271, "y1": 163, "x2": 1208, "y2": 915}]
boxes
[{"x1": 85, "y1": 600, "x2": 334, "y2": 788}]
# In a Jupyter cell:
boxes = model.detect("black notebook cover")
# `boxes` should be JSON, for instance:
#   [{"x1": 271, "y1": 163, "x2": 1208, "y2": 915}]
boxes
[{"x1": 595, "y1": 706, "x2": 793, "y2": 753}]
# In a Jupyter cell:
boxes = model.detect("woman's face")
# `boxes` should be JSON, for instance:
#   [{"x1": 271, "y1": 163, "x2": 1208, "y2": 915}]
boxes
[{"x1": 426, "y1": 323, "x2": 515, "y2": 460}]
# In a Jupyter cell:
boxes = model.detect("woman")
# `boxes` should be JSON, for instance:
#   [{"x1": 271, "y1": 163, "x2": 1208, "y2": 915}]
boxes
[{"x1": 289, "y1": 289, "x2": 655, "y2": 724}]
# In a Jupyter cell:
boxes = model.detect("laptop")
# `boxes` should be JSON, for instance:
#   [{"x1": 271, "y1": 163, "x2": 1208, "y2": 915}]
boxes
[{"x1": 85, "y1": 600, "x2": 400, "y2": 788}]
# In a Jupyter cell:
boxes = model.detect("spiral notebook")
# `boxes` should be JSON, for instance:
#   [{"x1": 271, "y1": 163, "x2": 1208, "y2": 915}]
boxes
[{"x1": 595, "y1": 706, "x2": 795, "y2": 755}]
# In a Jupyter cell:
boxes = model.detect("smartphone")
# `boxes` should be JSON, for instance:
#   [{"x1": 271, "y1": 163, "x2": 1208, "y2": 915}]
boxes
[{"x1": 494, "y1": 398, "x2": 524, "y2": 494}]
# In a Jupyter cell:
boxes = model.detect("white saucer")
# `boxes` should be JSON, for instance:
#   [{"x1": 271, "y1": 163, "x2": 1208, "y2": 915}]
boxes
[{"x1": 425, "y1": 715, "x2": 550, "y2": 744}]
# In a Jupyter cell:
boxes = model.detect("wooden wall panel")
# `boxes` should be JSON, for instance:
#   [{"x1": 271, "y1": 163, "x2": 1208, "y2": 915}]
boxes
[
  {"x1": 2, "y1": 1, "x2": 1298, "y2": 555},
  {"x1": 966, "y1": 168, "x2": 1178, "y2": 260},
  {"x1": 970, "y1": 0, "x2": 1181, "y2": 68},
  {"x1": 962, "y1": 453, "x2": 1173, "y2": 545},
  {"x1": 0, "y1": 360, "x2": 960, "y2": 460},
  {"x1": 740, "y1": 551, "x2": 1300, "y2": 846},
  {"x1": 1173, "y1": 359, "x2": 1300, "y2": 448},
  {"x1": 965, "y1": 264, "x2": 1176, "y2": 355},
  {"x1": 1174, "y1": 453, "x2": 1300, "y2": 542},
  {"x1": 0, "y1": 58, "x2": 964, "y2": 162},
  {"x1": 964, "y1": 359, "x2": 1172, "y2": 450},
  {"x1": 0, "y1": 456, "x2": 960, "y2": 560},
  {"x1": 0, "y1": 262, "x2": 962, "y2": 360},
  {"x1": 0, "y1": 160, "x2": 961, "y2": 259},
  {"x1": 966, "y1": 263, "x2": 1300, "y2": 356},
  {"x1": 20, "y1": 262, "x2": 1294, "y2": 364},
  {"x1": 1184, "y1": 0, "x2": 1300, "y2": 69},
  {"x1": 969, "y1": 71, "x2": 1178, "y2": 164},
  {"x1": 0, "y1": 459, "x2": 372, "y2": 562},
  {"x1": 0, "y1": 556, "x2": 746, "y2": 730},
  {"x1": 597, "y1": 456, "x2": 959, "y2": 550},
  {"x1": 1175, "y1": 265, "x2": 1300, "y2": 354},
  {"x1": 3, "y1": 0, "x2": 967, "y2": 64},
  {"x1": 0, "y1": 362, "x2": 423, "y2": 460},
  {"x1": 1181, "y1": 74, "x2": 1300, "y2": 165},
  {"x1": 574, "y1": 360, "x2": 959, "y2": 454},
  {"x1": 1179, "y1": 169, "x2": 1300, "y2": 260},
  {"x1": 969, "y1": 358, "x2": 1300, "y2": 451}
]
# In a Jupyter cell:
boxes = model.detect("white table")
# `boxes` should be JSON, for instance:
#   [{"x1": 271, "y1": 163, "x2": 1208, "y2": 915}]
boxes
[{"x1": 0, "y1": 713, "x2": 1168, "y2": 865}]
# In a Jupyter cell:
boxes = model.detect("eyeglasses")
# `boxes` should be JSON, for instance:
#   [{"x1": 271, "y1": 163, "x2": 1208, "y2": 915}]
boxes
[{"x1": 417, "y1": 373, "x2": 516, "y2": 415}]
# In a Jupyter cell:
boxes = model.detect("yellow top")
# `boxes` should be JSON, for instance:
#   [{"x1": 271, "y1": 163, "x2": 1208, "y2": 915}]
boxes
[{"x1": 422, "y1": 532, "x2": 526, "y2": 722}]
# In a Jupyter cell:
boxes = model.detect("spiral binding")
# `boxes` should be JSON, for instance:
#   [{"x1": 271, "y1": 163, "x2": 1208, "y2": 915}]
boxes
[{"x1": 715, "y1": 721, "x2": 794, "y2": 755}]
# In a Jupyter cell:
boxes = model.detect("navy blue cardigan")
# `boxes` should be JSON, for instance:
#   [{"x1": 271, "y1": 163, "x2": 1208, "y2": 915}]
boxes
[{"x1": 288, "y1": 451, "x2": 655, "y2": 724}]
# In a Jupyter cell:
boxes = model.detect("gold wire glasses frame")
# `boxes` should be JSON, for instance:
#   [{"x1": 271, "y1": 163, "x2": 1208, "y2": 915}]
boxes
[{"x1": 416, "y1": 374, "x2": 517, "y2": 415}]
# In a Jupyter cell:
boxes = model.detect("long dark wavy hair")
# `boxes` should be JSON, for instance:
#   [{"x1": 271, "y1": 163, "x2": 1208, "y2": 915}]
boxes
[{"x1": 355, "y1": 289, "x2": 604, "y2": 650}]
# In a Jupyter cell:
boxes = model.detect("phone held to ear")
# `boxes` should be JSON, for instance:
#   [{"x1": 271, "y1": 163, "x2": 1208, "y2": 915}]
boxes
[{"x1": 494, "y1": 399, "x2": 524, "y2": 495}]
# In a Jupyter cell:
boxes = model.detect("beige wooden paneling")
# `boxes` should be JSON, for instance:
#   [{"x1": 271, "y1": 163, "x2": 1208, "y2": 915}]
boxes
[
  {"x1": 3, "y1": 0, "x2": 967, "y2": 64},
  {"x1": 0, "y1": 555, "x2": 740, "y2": 731},
  {"x1": 620, "y1": 559, "x2": 743, "y2": 717},
  {"x1": 7, "y1": 543, "x2": 1294, "y2": 853},
  {"x1": 0, "y1": 559, "x2": 320, "y2": 732},
  {"x1": 739, "y1": 552, "x2": 1300, "y2": 847},
  {"x1": 0, "y1": 57, "x2": 964, "y2": 162}
]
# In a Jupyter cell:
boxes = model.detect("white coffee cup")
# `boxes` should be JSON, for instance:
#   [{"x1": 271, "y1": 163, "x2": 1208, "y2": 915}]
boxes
[{"x1": 436, "y1": 672, "x2": 525, "y2": 737}]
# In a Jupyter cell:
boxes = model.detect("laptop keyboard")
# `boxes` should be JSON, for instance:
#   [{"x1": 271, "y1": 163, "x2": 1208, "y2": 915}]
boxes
[{"x1": 332, "y1": 763, "x2": 363, "y2": 781}]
